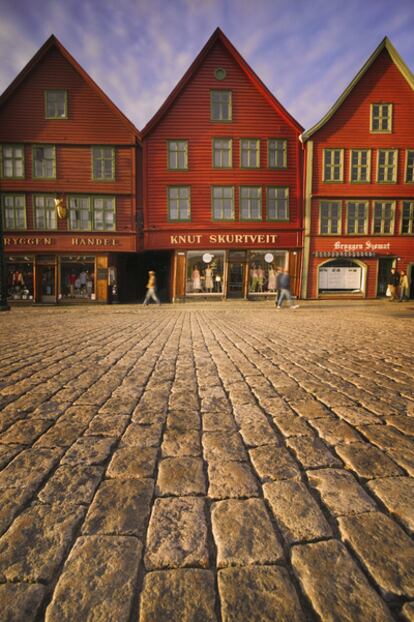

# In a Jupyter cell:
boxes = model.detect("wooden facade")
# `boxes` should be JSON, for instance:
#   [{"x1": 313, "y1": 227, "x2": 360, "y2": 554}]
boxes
[
  {"x1": 301, "y1": 39, "x2": 414, "y2": 299},
  {"x1": 0, "y1": 35, "x2": 140, "y2": 304}
]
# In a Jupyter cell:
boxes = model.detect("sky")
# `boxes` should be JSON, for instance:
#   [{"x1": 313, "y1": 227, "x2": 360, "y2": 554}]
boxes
[{"x1": 1, "y1": 0, "x2": 414, "y2": 131}]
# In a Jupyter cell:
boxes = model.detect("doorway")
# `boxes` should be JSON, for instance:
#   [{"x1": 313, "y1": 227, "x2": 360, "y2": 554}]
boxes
[
  {"x1": 227, "y1": 262, "x2": 245, "y2": 298},
  {"x1": 408, "y1": 263, "x2": 414, "y2": 300},
  {"x1": 377, "y1": 258, "x2": 394, "y2": 296},
  {"x1": 38, "y1": 265, "x2": 56, "y2": 303}
]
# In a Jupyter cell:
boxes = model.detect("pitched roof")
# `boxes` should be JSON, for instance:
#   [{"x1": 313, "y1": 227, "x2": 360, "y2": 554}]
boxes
[
  {"x1": 142, "y1": 27, "x2": 303, "y2": 136},
  {"x1": 301, "y1": 37, "x2": 414, "y2": 142},
  {"x1": 0, "y1": 34, "x2": 140, "y2": 139}
]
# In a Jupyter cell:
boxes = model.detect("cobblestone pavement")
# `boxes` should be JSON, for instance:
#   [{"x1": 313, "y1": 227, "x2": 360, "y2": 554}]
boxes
[{"x1": 1, "y1": 300, "x2": 414, "y2": 621}]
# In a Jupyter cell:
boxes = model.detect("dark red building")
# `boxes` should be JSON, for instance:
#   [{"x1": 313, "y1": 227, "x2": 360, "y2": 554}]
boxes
[
  {"x1": 142, "y1": 28, "x2": 303, "y2": 301},
  {"x1": 0, "y1": 35, "x2": 140, "y2": 304},
  {"x1": 301, "y1": 38, "x2": 414, "y2": 299}
]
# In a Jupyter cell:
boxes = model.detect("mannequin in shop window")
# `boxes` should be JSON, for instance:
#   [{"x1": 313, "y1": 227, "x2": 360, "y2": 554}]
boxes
[
  {"x1": 205, "y1": 265, "x2": 214, "y2": 292},
  {"x1": 192, "y1": 265, "x2": 202, "y2": 292},
  {"x1": 79, "y1": 270, "x2": 87, "y2": 296},
  {"x1": 257, "y1": 266, "x2": 265, "y2": 292},
  {"x1": 250, "y1": 264, "x2": 258, "y2": 292},
  {"x1": 68, "y1": 271, "x2": 76, "y2": 298},
  {"x1": 268, "y1": 265, "x2": 276, "y2": 292}
]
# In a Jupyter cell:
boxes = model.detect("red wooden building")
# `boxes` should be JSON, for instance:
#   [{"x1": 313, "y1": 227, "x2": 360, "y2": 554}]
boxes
[
  {"x1": 0, "y1": 35, "x2": 140, "y2": 304},
  {"x1": 301, "y1": 38, "x2": 414, "y2": 300},
  {"x1": 141, "y1": 28, "x2": 303, "y2": 301}
]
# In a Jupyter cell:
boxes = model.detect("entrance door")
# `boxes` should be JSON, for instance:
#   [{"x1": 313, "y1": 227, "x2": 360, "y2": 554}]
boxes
[
  {"x1": 409, "y1": 264, "x2": 414, "y2": 300},
  {"x1": 39, "y1": 266, "x2": 56, "y2": 303},
  {"x1": 227, "y1": 262, "x2": 245, "y2": 298},
  {"x1": 377, "y1": 258, "x2": 394, "y2": 296}
]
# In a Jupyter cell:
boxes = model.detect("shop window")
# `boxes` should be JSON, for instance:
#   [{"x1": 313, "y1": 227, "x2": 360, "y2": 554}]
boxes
[
  {"x1": 267, "y1": 187, "x2": 289, "y2": 221},
  {"x1": 319, "y1": 201, "x2": 341, "y2": 234},
  {"x1": 7, "y1": 257, "x2": 34, "y2": 300},
  {"x1": 350, "y1": 150, "x2": 371, "y2": 183},
  {"x1": 401, "y1": 201, "x2": 414, "y2": 234},
  {"x1": 69, "y1": 196, "x2": 92, "y2": 230},
  {"x1": 211, "y1": 90, "x2": 232, "y2": 121},
  {"x1": 186, "y1": 251, "x2": 225, "y2": 295},
  {"x1": 60, "y1": 258, "x2": 95, "y2": 300},
  {"x1": 2, "y1": 194, "x2": 26, "y2": 230},
  {"x1": 346, "y1": 201, "x2": 368, "y2": 234},
  {"x1": 373, "y1": 201, "x2": 395, "y2": 234},
  {"x1": 212, "y1": 186, "x2": 234, "y2": 220},
  {"x1": 1, "y1": 145, "x2": 24, "y2": 178},
  {"x1": 405, "y1": 150, "x2": 414, "y2": 183},
  {"x1": 45, "y1": 90, "x2": 67, "y2": 119},
  {"x1": 323, "y1": 149, "x2": 343, "y2": 182},
  {"x1": 93, "y1": 196, "x2": 115, "y2": 231},
  {"x1": 240, "y1": 139, "x2": 260, "y2": 168},
  {"x1": 371, "y1": 103, "x2": 392, "y2": 133},
  {"x1": 92, "y1": 147, "x2": 115, "y2": 180},
  {"x1": 168, "y1": 187, "x2": 190, "y2": 221},
  {"x1": 213, "y1": 138, "x2": 232, "y2": 168},
  {"x1": 319, "y1": 259, "x2": 364, "y2": 294},
  {"x1": 33, "y1": 145, "x2": 56, "y2": 179},
  {"x1": 240, "y1": 187, "x2": 261, "y2": 220},
  {"x1": 268, "y1": 139, "x2": 287, "y2": 168},
  {"x1": 168, "y1": 141, "x2": 188, "y2": 170},
  {"x1": 34, "y1": 195, "x2": 57, "y2": 230},
  {"x1": 377, "y1": 149, "x2": 397, "y2": 183},
  {"x1": 249, "y1": 251, "x2": 287, "y2": 294}
]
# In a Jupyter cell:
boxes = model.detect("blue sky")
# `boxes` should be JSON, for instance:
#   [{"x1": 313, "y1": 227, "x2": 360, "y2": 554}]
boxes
[{"x1": 1, "y1": 0, "x2": 414, "y2": 131}]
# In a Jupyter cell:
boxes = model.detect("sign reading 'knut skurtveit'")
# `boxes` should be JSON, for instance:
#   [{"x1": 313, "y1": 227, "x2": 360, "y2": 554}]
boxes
[{"x1": 170, "y1": 233, "x2": 279, "y2": 245}]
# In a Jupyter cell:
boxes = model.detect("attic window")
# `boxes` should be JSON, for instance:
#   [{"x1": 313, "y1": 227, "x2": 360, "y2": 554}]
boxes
[
  {"x1": 214, "y1": 68, "x2": 226, "y2": 81},
  {"x1": 45, "y1": 90, "x2": 68, "y2": 119}
]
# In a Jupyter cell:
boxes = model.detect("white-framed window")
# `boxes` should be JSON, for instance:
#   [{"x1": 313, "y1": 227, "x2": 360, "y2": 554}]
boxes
[
  {"x1": 92, "y1": 147, "x2": 115, "y2": 180},
  {"x1": 168, "y1": 141, "x2": 188, "y2": 170},
  {"x1": 372, "y1": 201, "x2": 395, "y2": 234},
  {"x1": 401, "y1": 201, "x2": 414, "y2": 234},
  {"x1": 320, "y1": 201, "x2": 341, "y2": 234},
  {"x1": 34, "y1": 195, "x2": 57, "y2": 230},
  {"x1": 268, "y1": 139, "x2": 287, "y2": 168},
  {"x1": 168, "y1": 187, "x2": 191, "y2": 221},
  {"x1": 45, "y1": 90, "x2": 67, "y2": 119},
  {"x1": 267, "y1": 187, "x2": 289, "y2": 221},
  {"x1": 1, "y1": 145, "x2": 24, "y2": 178},
  {"x1": 93, "y1": 196, "x2": 116, "y2": 231},
  {"x1": 323, "y1": 149, "x2": 344, "y2": 182},
  {"x1": 346, "y1": 201, "x2": 368, "y2": 234},
  {"x1": 240, "y1": 139, "x2": 260, "y2": 168},
  {"x1": 212, "y1": 138, "x2": 232, "y2": 168},
  {"x1": 1, "y1": 194, "x2": 26, "y2": 229},
  {"x1": 68, "y1": 196, "x2": 92, "y2": 231},
  {"x1": 377, "y1": 149, "x2": 397, "y2": 183},
  {"x1": 212, "y1": 186, "x2": 234, "y2": 220},
  {"x1": 371, "y1": 103, "x2": 392, "y2": 133},
  {"x1": 350, "y1": 149, "x2": 371, "y2": 183},
  {"x1": 240, "y1": 187, "x2": 261, "y2": 220},
  {"x1": 211, "y1": 90, "x2": 232, "y2": 121},
  {"x1": 33, "y1": 145, "x2": 56, "y2": 179},
  {"x1": 405, "y1": 150, "x2": 414, "y2": 183}
]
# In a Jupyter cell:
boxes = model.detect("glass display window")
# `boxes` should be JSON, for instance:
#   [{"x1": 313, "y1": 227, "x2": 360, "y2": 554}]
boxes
[
  {"x1": 248, "y1": 251, "x2": 287, "y2": 294},
  {"x1": 7, "y1": 257, "x2": 34, "y2": 300},
  {"x1": 186, "y1": 251, "x2": 225, "y2": 295},
  {"x1": 60, "y1": 257, "x2": 95, "y2": 300}
]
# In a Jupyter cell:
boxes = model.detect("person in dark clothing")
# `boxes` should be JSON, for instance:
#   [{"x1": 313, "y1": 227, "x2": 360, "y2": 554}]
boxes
[
  {"x1": 276, "y1": 269, "x2": 299, "y2": 309},
  {"x1": 387, "y1": 267, "x2": 400, "y2": 301}
]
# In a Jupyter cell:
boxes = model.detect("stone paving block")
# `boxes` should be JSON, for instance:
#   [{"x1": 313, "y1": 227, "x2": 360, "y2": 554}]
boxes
[
  {"x1": 0, "y1": 444, "x2": 23, "y2": 469},
  {"x1": 263, "y1": 480, "x2": 332, "y2": 544},
  {"x1": 335, "y1": 441, "x2": 403, "y2": 479},
  {"x1": 84, "y1": 414, "x2": 130, "y2": 437},
  {"x1": 38, "y1": 465, "x2": 103, "y2": 505},
  {"x1": 0, "y1": 447, "x2": 63, "y2": 490},
  {"x1": 249, "y1": 443, "x2": 301, "y2": 481},
  {"x1": 339, "y1": 511, "x2": 414, "y2": 599},
  {"x1": 202, "y1": 431, "x2": 247, "y2": 462},
  {"x1": 200, "y1": 386, "x2": 232, "y2": 413},
  {"x1": 139, "y1": 569, "x2": 217, "y2": 622},
  {"x1": 0, "y1": 582, "x2": 46, "y2": 622},
  {"x1": 287, "y1": 436, "x2": 342, "y2": 468},
  {"x1": 167, "y1": 410, "x2": 201, "y2": 431},
  {"x1": 307, "y1": 468, "x2": 377, "y2": 516},
  {"x1": 208, "y1": 460, "x2": 259, "y2": 499},
  {"x1": 107, "y1": 446, "x2": 158, "y2": 478},
  {"x1": 0, "y1": 503, "x2": 85, "y2": 582},
  {"x1": 0, "y1": 418, "x2": 54, "y2": 446},
  {"x1": 120, "y1": 422, "x2": 163, "y2": 447},
  {"x1": 237, "y1": 417, "x2": 278, "y2": 447},
  {"x1": 310, "y1": 418, "x2": 362, "y2": 445},
  {"x1": 290, "y1": 398, "x2": 332, "y2": 419},
  {"x1": 211, "y1": 499, "x2": 284, "y2": 567},
  {"x1": 131, "y1": 405, "x2": 168, "y2": 425},
  {"x1": 45, "y1": 535, "x2": 142, "y2": 622},
  {"x1": 218, "y1": 566, "x2": 305, "y2": 622},
  {"x1": 82, "y1": 478, "x2": 153, "y2": 537},
  {"x1": 367, "y1": 476, "x2": 414, "y2": 532},
  {"x1": 202, "y1": 411, "x2": 237, "y2": 432},
  {"x1": 162, "y1": 429, "x2": 201, "y2": 457},
  {"x1": 34, "y1": 418, "x2": 89, "y2": 447},
  {"x1": 0, "y1": 411, "x2": 24, "y2": 434},
  {"x1": 272, "y1": 413, "x2": 315, "y2": 437},
  {"x1": 0, "y1": 485, "x2": 40, "y2": 536},
  {"x1": 156, "y1": 457, "x2": 206, "y2": 496},
  {"x1": 61, "y1": 436, "x2": 116, "y2": 466},
  {"x1": 145, "y1": 497, "x2": 209, "y2": 570},
  {"x1": 291, "y1": 540, "x2": 394, "y2": 621},
  {"x1": 386, "y1": 415, "x2": 414, "y2": 436},
  {"x1": 403, "y1": 602, "x2": 414, "y2": 622},
  {"x1": 358, "y1": 424, "x2": 414, "y2": 475}
]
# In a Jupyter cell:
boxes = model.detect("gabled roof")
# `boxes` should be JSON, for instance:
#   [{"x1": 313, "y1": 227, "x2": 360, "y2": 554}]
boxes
[
  {"x1": 142, "y1": 27, "x2": 303, "y2": 136},
  {"x1": 0, "y1": 34, "x2": 140, "y2": 139},
  {"x1": 301, "y1": 37, "x2": 414, "y2": 142}
]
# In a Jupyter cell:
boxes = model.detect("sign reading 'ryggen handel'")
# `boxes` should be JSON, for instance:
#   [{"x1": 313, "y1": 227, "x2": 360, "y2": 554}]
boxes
[{"x1": 4, "y1": 235, "x2": 136, "y2": 252}]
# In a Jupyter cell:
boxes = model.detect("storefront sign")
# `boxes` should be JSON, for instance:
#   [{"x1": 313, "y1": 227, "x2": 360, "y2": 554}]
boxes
[
  {"x1": 333, "y1": 240, "x2": 391, "y2": 252},
  {"x1": 264, "y1": 253, "x2": 274, "y2": 263},
  {"x1": 169, "y1": 233, "x2": 279, "y2": 245},
  {"x1": 4, "y1": 237, "x2": 54, "y2": 246},
  {"x1": 5, "y1": 235, "x2": 136, "y2": 252}
]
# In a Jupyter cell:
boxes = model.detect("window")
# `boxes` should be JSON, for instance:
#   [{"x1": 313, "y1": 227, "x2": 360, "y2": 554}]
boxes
[
  {"x1": 373, "y1": 201, "x2": 395, "y2": 234},
  {"x1": 1, "y1": 145, "x2": 24, "y2": 178},
  {"x1": 240, "y1": 139, "x2": 260, "y2": 168},
  {"x1": 377, "y1": 149, "x2": 397, "y2": 183},
  {"x1": 168, "y1": 187, "x2": 190, "y2": 221},
  {"x1": 33, "y1": 145, "x2": 56, "y2": 179},
  {"x1": 69, "y1": 196, "x2": 92, "y2": 230},
  {"x1": 168, "y1": 141, "x2": 188, "y2": 170},
  {"x1": 212, "y1": 139, "x2": 232, "y2": 168},
  {"x1": 45, "y1": 90, "x2": 67, "y2": 119},
  {"x1": 320, "y1": 201, "x2": 341, "y2": 234},
  {"x1": 92, "y1": 147, "x2": 115, "y2": 180},
  {"x1": 34, "y1": 195, "x2": 57, "y2": 230},
  {"x1": 323, "y1": 149, "x2": 343, "y2": 182},
  {"x1": 406, "y1": 150, "x2": 414, "y2": 183},
  {"x1": 186, "y1": 251, "x2": 225, "y2": 295},
  {"x1": 211, "y1": 90, "x2": 232, "y2": 121},
  {"x1": 2, "y1": 194, "x2": 26, "y2": 229},
  {"x1": 267, "y1": 187, "x2": 289, "y2": 221},
  {"x1": 346, "y1": 201, "x2": 368, "y2": 234},
  {"x1": 268, "y1": 139, "x2": 287, "y2": 168},
  {"x1": 212, "y1": 186, "x2": 234, "y2": 220},
  {"x1": 371, "y1": 103, "x2": 392, "y2": 133},
  {"x1": 350, "y1": 150, "x2": 371, "y2": 183},
  {"x1": 401, "y1": 201, "x2": 414, "y2": 234},
  {"x1": 93, "y1": 197, "x2": 115, "y2": 231},
  {"x1": 240, "y1": 187, "x2": 261, "y2": 220}
]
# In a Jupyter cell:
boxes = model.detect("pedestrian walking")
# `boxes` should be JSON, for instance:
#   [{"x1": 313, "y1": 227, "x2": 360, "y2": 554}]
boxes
[
  {"x1": 143, "y1": 271, "x2": 161, "y2": 305},
  {"x1": 387, "y1": 267, "x2": 400, "y2": 301},
  {"x1": 275, "y1": 268, "x2": 299, "y2": 309},
  {"x1": 398, "y1": 270, "x2": 410, "y2": 302}
]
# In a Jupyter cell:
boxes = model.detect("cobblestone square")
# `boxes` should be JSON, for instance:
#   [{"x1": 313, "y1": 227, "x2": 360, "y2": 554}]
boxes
[{"x1": 0, "y1": 300, "x2": 413, "y2": 621}]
